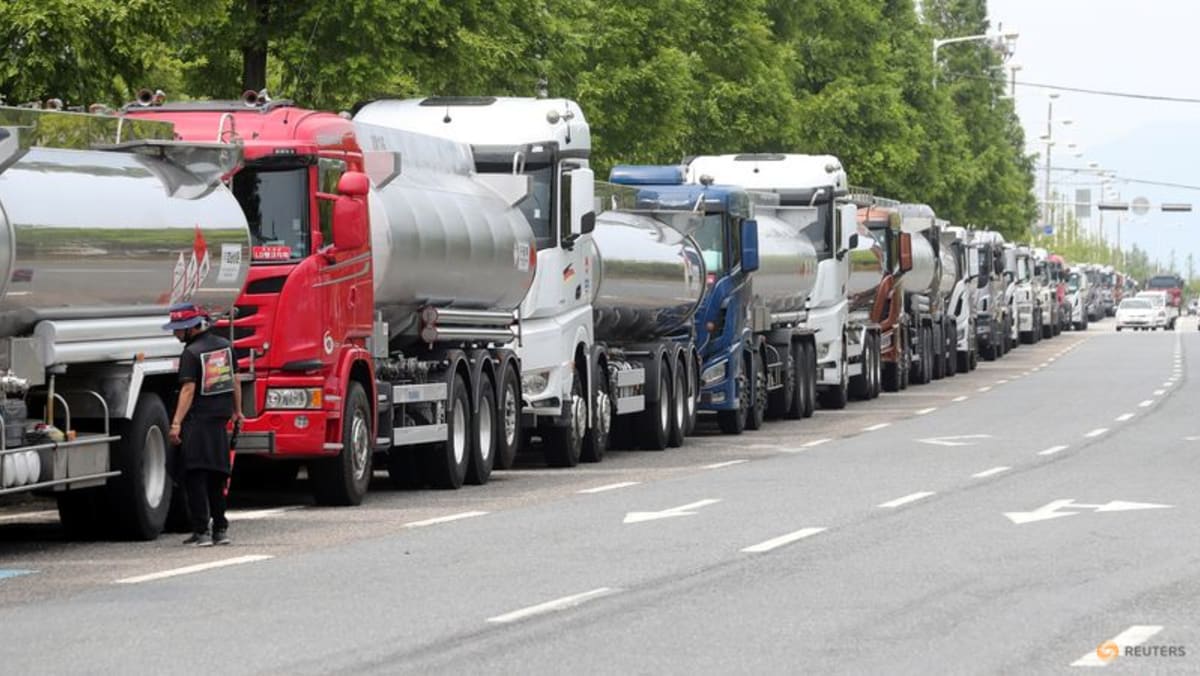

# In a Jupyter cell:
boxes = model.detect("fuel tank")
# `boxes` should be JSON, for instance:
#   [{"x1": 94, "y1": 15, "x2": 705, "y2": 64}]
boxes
[
  {"x1": 356, "y1": 123, "x2": 537, "y2": 339},
  {"x1": 903, "y1": 233, "x2": 941, "y2": 297},
  {"x1": 0, "y1": 139, "x2": 250, "y2": 339},
  {"x1": 589, "y1": 210, "x2": 706, "y2": 341},
  {"x1": 752, "y1": 211, "x2": 819, "y2": 317},
  {"x1": 939, "y1": 245, "x2": 960, "y2": 295},
  {"x1": 847, "y1": 223, "x2": 886, "y2": 315}
]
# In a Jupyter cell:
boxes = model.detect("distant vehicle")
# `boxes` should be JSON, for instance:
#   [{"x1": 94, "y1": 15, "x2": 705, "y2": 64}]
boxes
[
  {"x1": 1135, "y1": 291, "x2": 1170, "y2": 330},
  {"x1": 1115, "y1": 298, "x2": 1157, "y2": 331},
  {"x1": 1188, "y1": 298, "x2": 1199, "y2": 316}
]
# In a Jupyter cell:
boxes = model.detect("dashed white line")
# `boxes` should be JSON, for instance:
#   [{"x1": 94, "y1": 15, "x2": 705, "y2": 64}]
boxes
[
  {"x1": 1139, "y1": 399, "x2": 1155, "y2": 408},
  {"x1": 801, "y1": 438, "x2": 832, "y2": 448},
  {"x1": 115, "y1": 555, "x2": 273, "y2": 585},
  {"x1": 1038, "y1": 445, "x2": 1069, "y2": 456},
  {"x1": 1040, "y1": 362, "x2": 1050, "y2": 367},
  {"x1": 741, "y1": 527, "x2": 828, "y2": 553},
  {"x1": 703, "y1": 460, "x2": 748, "y2": 470},
  {"x1": 1071, "y1": 625, "x2": 1164, "y2": 667},
  {"x1": 1153, "y1": 389, "x2": 1166, "y2": 396},
  {"x1": 226, "y1": 506, "x2": 303, "y2": 522},
  {"x1": 487, "y1": 587, "x2": 618, "y2": 624},
  {"x1": 972, "y1": 466, "x2": 1011, "y2": 478},
  {"x1": 578, "y1": 481, "x2": 640, "y2": 494},
  {"x1": 1084, "y1": 428, "x2": 1109, "y2": 438},
  {"x1": 1161, "y1": 382, "x2": 1173, "y2": 388},
  {"x1": 953, "y1": 396, "x2": 969, "y2": 402},
  {"x1": 978, "y1": 386, "x2": 992, "y2": 393},
  {"x1": 404, "y1": 511, "x2": 490, "y2": 528},
  {"x1": 916, "y1": 407, "x2": 937, "y2": 415},
  {"x1": 878, "y1": 491, "x2": 935, "y2": 508},
  {"x1": 996, "y1": 379, "x2": 1009, "y2": 385},
  {"x1": 1115, "y1": 413, "x2": 1134, "y2": 423},
  {"x1": 863, "y1": 423, "x2": 892, "y2": 432}
]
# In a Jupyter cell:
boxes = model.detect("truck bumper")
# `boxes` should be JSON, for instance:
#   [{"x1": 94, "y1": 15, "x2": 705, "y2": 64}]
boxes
[{"x1": 238, "y1": 412, "x2": 339, "y2": 457}]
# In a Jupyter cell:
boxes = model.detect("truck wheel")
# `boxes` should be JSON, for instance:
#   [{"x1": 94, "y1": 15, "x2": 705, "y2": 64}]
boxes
[
  {"x1": 944, "y1": 328, "x2": 957, "y2": 378},
  {"x1": 667, "y1": 361, "x2": 686, "y2": 448},
  {"x1": 786, "y1": 342, "x2": 805, "y2": 419},
  {"x1": 638, "y1": 364, "x2": 672, "y2": 450},
  {"x1": 421, "y1": 374, "x2": 471, "y2": 485},
  {"x1": 465, "y1": 375, "x2": 496, "y2": 485},
  {"x1": 104, "y1": 392, "x2": 172, "y2": 540},
  {"x1": 494, "y1": 364, "x2": 522, "y2": 470},
  {"x1": 768, "y1": 344, "x2": 794, "y2": 419},
  {"x1": 56, "y1": 489, "x2": 104, "y2": 540},
  {"x1": 313, "y1": 381, "x2": 373, "y2": 504},
  {"x1": 545, "y1": 371, "x2": 585, "y2": 467},
  {"x1": 818, "y1": 344, "x2": 849, "y2": 410},
  {"x1": 931, "y1": 324, "x2": 945, "y2": 380},
  {"x1": 717, "y1": 369, "x2": 748, "y2": 435},
  {"x1": 801, "y1": 341, "x2": 817, "y2": 418},
  {"x1": 746, "y1": 350, "x2": 767, "y2": 430},
  {"x1": 582, "y1": 367, "x2": 612, "y2": 463},
  {"x1": 849, "y1": 341, "x2": 870, "y2": 401},
  {"x1": 969, "y1": 349, "x2": 978, "y2": 370},
  {"x1": 683, "y1": 357, "x2": 699, "y2": 436}
]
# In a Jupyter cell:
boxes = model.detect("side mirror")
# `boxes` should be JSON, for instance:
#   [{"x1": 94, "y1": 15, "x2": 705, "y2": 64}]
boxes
[
  {"x1": 337, "y1": 171, "x2": 370, "y2": 198},
  {"x1": 898, "y1": 232, "x2": 913, "y2": 273},
  {"x1": 332, "y1": 195, "x2": 368, "y2": 251},
  {"x1": 847, "y1": 233, "x2": 860, "y2": 250},
  {"x1": 569, "y1": 167, "x2": 595, "y2": 238},
  {"x1": 741, "y1": 219, "x2": 760, "y2": 274}
]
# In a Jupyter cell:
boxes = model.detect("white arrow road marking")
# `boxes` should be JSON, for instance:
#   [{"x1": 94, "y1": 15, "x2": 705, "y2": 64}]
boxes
[
  {"x1": 703, "y1": 460, "x2": 747, "y2": 470},
  {"x1": 1006, "y1": 499, "x2": 1172, "y2": 525},
  {"x1": 1085, "y1": 428, "x2": 1109, "y2": 438},
  {"x1": 1138, "y1": 399, "x2": 1155, "y2": 407},
  {"x1": 624, "y1": 499, "x2": 721, "y2": 524},
  {"x1": 578, "y1": 482, "x2": 640, "y2": 494},
  {"x1": 1071, "y1": 625, "x2": 1163, "y2": 667},
  {"x1": 1115, "y1": 413, "x2": 1134, "y2": 422},
  {"x1": 115, "y1": 555, "x2": 273, "y2": 584},
  {"x1": 404, "y1": 511, "x2": 489, "y2": 528},
  {"x1": 918, "y1": 434, "x2": 993, "y2": 447},
  {"x1": 972, "y1": 466, "x2": 1011, "y2": 478},
  {"x1": 742, "y1": 527, "x2": 827, "y2": 553},
  {"x1": 487, "y1": 587, "x2": 619, "y2": 624},
  {"x1": 879, "y1": 491, "x2": 935, "y2": 508}
]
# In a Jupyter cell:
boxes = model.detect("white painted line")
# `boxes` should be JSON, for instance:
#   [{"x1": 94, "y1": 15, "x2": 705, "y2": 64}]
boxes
[
  {"x1": 1153, "y1": 389, "x2": 1166, "y2": 396},
  {"x1": 1162, "y1": 382, "x2": 1173, "y2": 387},
  {"x1": 1040, "y1": 362, "x2": 1050, "y2": 367},
  {"x1": 741, "y1": 527, "x2": 827, "y2": 553},
  {"x1": 115, "y1": 555, "x2": 273, "y2": 585},
  {"x1": 997, "y1": 379, "x2": 1009, "y2": 385},
  {"x1": 1084, "y1": 428, "x2": 1108, "y2": 438},
  {"x1": 578, "y1": 481, "x2": 640, "y2": 494},
  {"x1": 487, "y1": 587, "x2": 618, "y2": 624},
  {"x1": 703, "y1": 460, "x2": 748, "y2": 470},
  {"x1": 226, "y1": 506, "x2": 303, "y2": 522},
  {"x1": 1071, "y1": 625, "x2": 1163, "y2": 667},
  {"x1": 916, "y1": 407, "x2": 937, "y2": 415},
  {"x1": 1038, "y1": 445, "x2": 1069, "y2": 456},
  {"x1": 978, "y1": 386, "x2": 992, "y2": 392},
  {"x1": 0, "y1": 510, "x2": 58, "y2": 523},
  {"x1": 1139, "y1": 399, "x2": 1155, "y2": 408},
  {"x1": 878, "y1": 491, "x2": 935, "y2": 508},
  {"x1": 972, "y1": 466, "x2": 1011, "y2": 478},
  {"x1": 863, "y1": 423, "x2": 892, "y2": 432},
  {"x1": 953, "y1": 395, "x2": 969, "y2": 402},
  {"x1": 1115, "y1": 413, "x2": 1134, "y2": 423},
  {"x1": 404, "y1": 511, "x2": 490, "y2": 528},
  {"x1": 801, "y1": 438, "x2": 832, "y2": 448}
]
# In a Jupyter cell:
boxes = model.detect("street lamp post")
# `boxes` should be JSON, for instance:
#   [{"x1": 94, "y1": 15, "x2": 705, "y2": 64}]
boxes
[{"x1": 932, "y1": 31, "x2": 1020, "y2": 87}]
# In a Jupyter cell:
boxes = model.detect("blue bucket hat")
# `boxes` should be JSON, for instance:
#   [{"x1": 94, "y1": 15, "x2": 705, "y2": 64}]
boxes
[{"x1": 162, "y1": 302, "x2": 207, "y2": 331}]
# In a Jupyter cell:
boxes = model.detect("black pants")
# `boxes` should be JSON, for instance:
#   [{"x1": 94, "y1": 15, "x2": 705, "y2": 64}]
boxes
[{"x1": 185, "y1": 469, "x2": 228, "y2": 534}]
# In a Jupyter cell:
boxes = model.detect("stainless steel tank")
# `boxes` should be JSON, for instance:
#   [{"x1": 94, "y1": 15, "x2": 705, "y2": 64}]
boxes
[
  {"x1": 0, "y1": 145, "x2": 250, "y2": 338},
  {"x1": 357, "y1": 123, "x2": 536, "y2": 339},
  {"x1": 847, "y1": 221, "x2": 886, "y2": 315},
  {"x1": 589, "y1": 210, "x2": 705, "y2": 341},
  {"x1": 753, "y1": 212, "x2": 819, "y2": 317},
  {"x1": 939, "y1": 246, "x2": 959, "y2": 296},
  {"x1": 903, "y1": 233, "x2": 941, "y2": 297}
]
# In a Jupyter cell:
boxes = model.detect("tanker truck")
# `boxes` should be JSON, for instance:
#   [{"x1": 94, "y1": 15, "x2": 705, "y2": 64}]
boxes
[
  {"x1": 0, "y1": 106, "x2": 250, "y2": 539},
  {"x1": 942, "y1": 225, "x2": 979, "y2": 372},
  {"x1": 353, "y1": 97, "x2": 700, "y2": 465},
  {"x1": 853, "y1": 196, "x2": 916, "y2": 391},
  {"x1": 127, "y1": 97, "x2": 538, "y2": 503},
  {"x1": 970, "y1": 230, "x2": 1011, "y2": 359},
  {"x1": 685, "y1": 154, "x2": 880, "y2": 410},
  {"x1": 1046, "y1": 253, "x2": 1069, "y2": 334},
  {"x1": 1011, "y1": 245, "x2": 1045, "y2": 344},
  {"x1": 895, "y1": 204, "x2": 955, "y2": 384},
  {"x1": 602, "y1": 166, "x2": 817, "y2": 434},
  {"x1": 1031, "y1": 248, "x2": 1060, "y2": 339}
]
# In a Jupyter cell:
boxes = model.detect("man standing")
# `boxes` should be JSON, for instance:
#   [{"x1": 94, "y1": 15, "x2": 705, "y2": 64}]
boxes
[{"x1": 163, "y1": 303, "x2": 242, "y2": 546}]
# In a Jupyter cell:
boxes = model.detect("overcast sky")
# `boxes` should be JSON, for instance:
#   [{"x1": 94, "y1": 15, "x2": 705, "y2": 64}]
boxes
[{"x1": 987, "y1": 0, "x2": 1200, "y2": 271}]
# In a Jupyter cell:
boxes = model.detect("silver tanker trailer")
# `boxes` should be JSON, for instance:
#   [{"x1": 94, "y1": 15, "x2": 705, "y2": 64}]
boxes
[
  {"x1": 0, "y1": 107, "x2": 250, "y2": 539},
  {"x1": 897, "y1": 204, "x2": 955, "y2": 384}
]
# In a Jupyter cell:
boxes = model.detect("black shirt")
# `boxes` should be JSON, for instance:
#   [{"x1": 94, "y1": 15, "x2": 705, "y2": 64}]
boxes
[{"x1": 179, "y1": 330, "x2": 236, "y2": 420}]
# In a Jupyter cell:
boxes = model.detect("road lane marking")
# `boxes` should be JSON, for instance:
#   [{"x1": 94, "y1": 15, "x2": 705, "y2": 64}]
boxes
[
  {"x1": 997, "y1": 379, "x2": 1009, "y2": 385},
  {"x1": 1139, "y1": 400, "x2": 1154, "y2": 407},
  {"x1": 1153, "y1": 389, "x2": 1165, "y2": 396},
  {"x1": 916, "y1": 407, "x2": 937, "y2": 415},
  {"x1": 703, "y1": 460, "x2": 747, "y2": 470},
  {"x1": 741, "y1": 527, "x2": 827, "y2": 553},
  {"x1": 953, "y1": 395, "x2": 969, "y2": 402},
  {"x1": 972, "y1": 466, "x2": 1011, "y2": 478},
  {"x1": 578, "y1": 482, "x2": 640, "y2": 494},
  {"x1": 863, "y1": 423, "x2": 891, "y2": 432},
  {"x1": 1071, "y1": 625, "x2": 1164, "y2": 667},
  {"x1": 878, "y1": 491, "x2": 935, "y2": 508},
  {"x1": 1040, "y1": 362, "x2": 1050, "y2": 367},
  {"x1": 115, "y1": 555, "x2": 273, "y2": 585},
  {"x1": 0, "y1": 570, "x2": 35, "y2": 581},
  {"x1": 0, "y1": 510, "x2": 58, "y2": 523},
  {"x1": 801, "y1": 438, "x2": 832, "y2": 448},
  {"x1": 487, "y1": 587, "x2": 619, "y2": 624},
  {"x1": 978, "y1": 386, "x2": 992, "y2": 392},
  {"x1": 1115, "y1": 413, "x2": 1134, "y2": 422},
  {"x1": 1162, "y1": 382, "x2": 1173, "y2": 387},
  {"x1": 624, "y1": 499, "x2": 721, "y2": 524},
  {"x1": 404, "y1": 511, "x2": 490, "y2": 528},
  {"x1": 1085, "y1": 428, "x2": 1108, "y2": 438},
  {"x1": 226, "y1": 506, "x2": 303, "y2": 522},
  {"x1": 1038, "y1": 445, "x2": 1069, "y2": 456}
]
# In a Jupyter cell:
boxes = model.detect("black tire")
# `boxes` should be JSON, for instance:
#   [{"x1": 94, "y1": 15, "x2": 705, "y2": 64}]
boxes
[
  {"x1": 910, "y1": 327, "x2": 928, "y2": 385},
  {"x1": 931, "y1": 323, "x2": 945, "y2": 380},
  {"x1": 494, "y1": 364, "x2": 522, "y2": 470},
  {"x1": 768, "y1": 344, "x2": 794, "y2": 419},
  {"x1": 637, "y1": 363, "x2": 672, "y2": 450},
  {"x1": 668, "y1": 359, "x2": 686, "y2": 448},
  {"x1": 1116, "y1": 326, "x2": 1122, "y2": 332},
  {"x1": 956, "y1": 350, "x2": 969, "y2": 374},
  {"x1": 105, "y1": 392, "x2": 172, "y2": 541},
  {"x1": 746, "y1": 350, "x2": 767, "y2": 430},
  {"x1": 545, "y1": 369, "x2": 585, "y2": 467},
  {"x1": 801, "y1": 341, "x2": 817, "y2": 418},
  {"x1": 969, "y1": 349, "x2": 978, "y2": 370},
  {"x1": 423, "y1": 374, "x2": 471, "y2": 487},
  {"x1": 717, "y1": 365, "x2": 748, "y2": 435},
  {"x1": 312, "y1": 382, "x2": 373, "y2": 504},
  {"x1": 849, "y1": 340, "x2": 871, "y2": 401},
  {"x1": 1042, "y1": 318, "x2": 1053, "y2": 339},
  {"x1": 869, "y1": 333, "x2": 882, "y2": 398},
  {"x1": 786, "y1": 342, "x2": 805, "y2": 419},
  {"x1": 683, "y1": 356, "x2": 699, "y2": 436},
  {"x1": 944, "y1": 327, "x2": 957, "y2": 378},
  {"x1": 386, "y1": 445, "x2": 424, "y2": 489},
  {"x1": 582, "y1": 363, "x2": 612, "y2": 463},
  {"x1": 899, "y1": 334, "x2": 911, "y2": 390},
  {"x1": 818, "y1": 343, "x2": 849, "y2": 409},
  {"x1": 56, "y1": 489, "x2": 104, "y2": 540},
  {"x1": 465, "y1": 375, "x2": 496, "y2": 485}
]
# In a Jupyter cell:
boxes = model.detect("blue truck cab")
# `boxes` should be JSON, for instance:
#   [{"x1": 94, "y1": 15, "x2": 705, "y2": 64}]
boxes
[{"x1": 608, "y1": 165, "x2": 762, "y2": 433}]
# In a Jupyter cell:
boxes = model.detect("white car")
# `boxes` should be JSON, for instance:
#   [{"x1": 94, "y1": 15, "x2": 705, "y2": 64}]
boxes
[{"x1": 1127, "y1": 293, "x2": 1167, "y2": 330}]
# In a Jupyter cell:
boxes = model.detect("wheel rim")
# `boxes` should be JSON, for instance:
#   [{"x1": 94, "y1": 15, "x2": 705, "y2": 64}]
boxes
[
  {"x1": 659, "y1": 372, "x2": 670, "y2": 434},
  {"x1": 452, "y1": 399, "x2": 467, "y2": 465},
  {"x1": 351, "y1": 408, "x2": 371, "y2": 482},
  {"x1": 142, "y1": 426, "x2": 166, "y2": 509},
  {"x1": 477, "y1": 396, "x2": 493, "y2": 463},
  {"x1": 571, "y1": 391, "x2": 587, "y2": 445},
  {"x1": 596, "y1": 388, "x2": 612, "y2": 440},
  {"x1": 503, "y1": 382, "x2": 518, "y2": 448},
  {"x1": 673, "y1": 371, "x2": 685, "y2": 431},
  {"x1": 685, "y1": 368, "x2": 696, "y2": 422}
]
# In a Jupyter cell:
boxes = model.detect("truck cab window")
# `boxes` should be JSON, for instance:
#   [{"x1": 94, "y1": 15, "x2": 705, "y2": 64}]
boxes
[
  {"x1": 233, "y1": 165, "x2": 311, "y2": 262},
  {"x1": 728, "y1": 215, "x2": 743, "y2": 271},
  {"x1": 316, "y1": 158, "x2": 347, "y2": 249}
]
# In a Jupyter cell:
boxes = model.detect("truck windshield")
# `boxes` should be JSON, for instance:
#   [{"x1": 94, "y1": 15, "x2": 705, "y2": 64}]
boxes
[
  {"x1": 789, "y1": 205, "x2": 830, "y2": 259},
  {"x1": 686, "y1": 213, "x2": 728, "y2": 277},
  {"x1": 1017, "y1": 257, "x2": 1031, "y2": 281},
  {"x1": 233, "y1": 166, "x2": 311, "y2": 262},
  {"x1": 1067, "y1": 273, "x2": 1081, "y2": 292},
  {"x1": 476, "y1": 159, "x2": 555, "y2": 250},
  {"x1": 1148, "y1": 276, "x2": 1180, "y2": 289}
]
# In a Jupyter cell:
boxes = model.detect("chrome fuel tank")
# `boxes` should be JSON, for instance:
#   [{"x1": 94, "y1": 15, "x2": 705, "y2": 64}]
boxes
[
  {"x1": 357, "y1": 123, "x2": 536, "y2": 339},
  {"x1": 903, "y1": 232, "x2": 941, "y2": 297},
  {"x1": 847, "y1": 223, "x2": 886, "y2": 315},
  {"x1": 753, "y1": 212, "x2": 819, "y2": 317},
  {"x1": 590, "y1": 210, "x2": 705, "y2": 341}
]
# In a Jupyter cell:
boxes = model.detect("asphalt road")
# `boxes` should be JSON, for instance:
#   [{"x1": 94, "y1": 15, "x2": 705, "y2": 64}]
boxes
[{"x1": 1, "y1": 317, "x2": 1197, "y2": 674}]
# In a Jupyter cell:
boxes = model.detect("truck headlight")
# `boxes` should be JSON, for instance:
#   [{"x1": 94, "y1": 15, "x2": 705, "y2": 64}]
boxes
[
  {"x1": 265, "y1": 388, "x2": 323, "y2": 410},
  {"x1": 700, "y1": 361, "x2": 727, "y2": 387},
  {"x1": 522, "y1": 370, "x2": 551, "y2": 397}
]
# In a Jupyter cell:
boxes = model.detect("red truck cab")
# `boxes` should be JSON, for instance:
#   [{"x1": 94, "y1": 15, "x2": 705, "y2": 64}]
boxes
[
  {"x1": 125, "y1": 98, "x2": 378, "y2": 505},
  {"x1": 856, "y1": 204, "x2": 913, "y2": 391}
]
